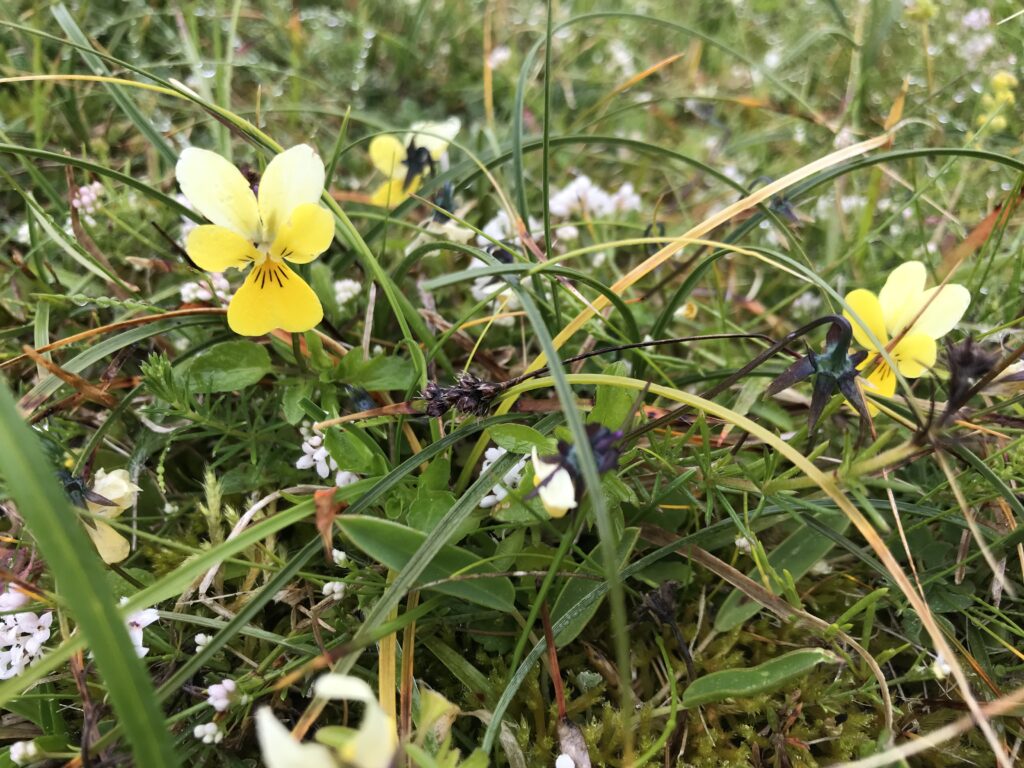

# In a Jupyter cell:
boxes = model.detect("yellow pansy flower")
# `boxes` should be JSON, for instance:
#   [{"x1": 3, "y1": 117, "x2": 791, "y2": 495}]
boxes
[
  {"x1": 367, "y1": 118, "x2": 460, "y2": 208},
  {"x1": 176, "y1": 145, "x2": 336, "y2": 336},
  {"x1": 844, "y1": 261, "x2": 970, "y2": 405}
]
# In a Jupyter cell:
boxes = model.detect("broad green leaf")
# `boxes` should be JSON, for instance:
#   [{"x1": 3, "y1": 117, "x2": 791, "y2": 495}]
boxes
[
  {"x1": 682, "y1": 648, "x2": 840, "y2": 708},
  {"x1": 490, "y1": 423, "x2": 555, "y2": 454},
  {"x1": 336, "y1": 353, "x2": 416, "y2": 391},
  {"x1": 0, "y1": 382, "x2": 179, "y2": 768},
  {"x1": 714, "y1": 512, "x2": 849, "y2": 632},
  {"x1": 337, "y1": 517, "x2": 516, "y2": 613},
  {"x1": 550, "y1": 527, "x2": 639, "y2": 647},
  {"x1": 183, "y1": 340, "x2": 271, "y2": 393},
  {"x1": 588, "y1": 361, "x2": 635, "y2": 429},
  {"x1": 325, "y1": 426, "x2": 388, "y2": 475}
]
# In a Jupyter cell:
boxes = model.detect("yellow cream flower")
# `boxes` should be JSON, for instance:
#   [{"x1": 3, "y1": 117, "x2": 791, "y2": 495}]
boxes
[
  {"x1": 367, "y1": 118, "x2": 460, "y2": 208},
  {"x1": 530, "y1": 448, "x2": 577, "y2": 519},
  {"x1": 844, "y1": 261, "x2": 970, "y2": 404},
  {"x1": 176, "y1": 145, "x2": 336, "y2": 336},
  {"x1": 256, "y1": 674, "x2": 398, "y2": 768},
  {"x1": 85, "y1": 468, "x2": 141, "y2": 564}
]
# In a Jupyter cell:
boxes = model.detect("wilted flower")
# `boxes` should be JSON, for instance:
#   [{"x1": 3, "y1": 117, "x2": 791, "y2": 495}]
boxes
[
  {"x1": 844, "y1": 261, "x2": 969, "y2": 410},
  {"x1": 175, "y1": 144, "x2": 335, "y2": 336},
  {"x1": 256, "y1": 674, "x2": 398, "y2": 768},
  {"x1": 83, "y1": 468, "x2": 141, "y2": 564},
  {"x1": 368, "y1": 119, "x2": 460, "y2": 208}
]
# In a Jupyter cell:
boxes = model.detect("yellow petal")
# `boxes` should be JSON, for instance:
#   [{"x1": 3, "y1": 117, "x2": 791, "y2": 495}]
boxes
[
  {"x1": 185, "y1": 225, "x2": 260, "y2": 273},
  {"x1": 257, "y1": 145, "x2": 327, "y2": 241},
  {"x1": 84, "y1": 519, "x2": 130, "y2": 564},
  {"x1": 271, "y1": 203, "x2": 335, "y2": 264},
  {"x1": 878, "y1": 260, "x2": 926, "y2": 334},
  {"x1": 843, "y1": 289, "x2": 888, "y2": 351},
  {"x1": 313, "y1": 675, "x2": 398, "y2": 768},
  {"x1": 531, "y1": 448, "x2": 577, "y2": 519},
  {"x1": 859, "y1": 361, "x2": 898, "y2": 415},
  {"x1": 255, "y1": 708, "x2": 337, "y2": 768},
  {"x1": 370, "y1": 177, "x2": 420, "y2": 208},
  {"x1": 176, "y1": 147, "x2": 260, "y2": 241},
  {"x1": 408, "y1": 117, "x2": 461, "y2": 160},
  {"x1": 891, "y1": 332, "x2": 937, "y2": 378},
  {"x1": 368, "y1": 134, "x2": 407, "y2": 179},
  {"x1": 903, "y1": 283, "x2": 971, "y2": 339},
  {"x1": 227, "y1": 261, "x2": 323, "y2": 336}
]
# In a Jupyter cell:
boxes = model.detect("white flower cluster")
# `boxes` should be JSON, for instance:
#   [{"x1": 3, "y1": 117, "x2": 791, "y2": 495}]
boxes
[
  {"x1": 206, "y1": 678, "x2": 238, "y2": 712},
  {"x1": 548, "y1": 176, "x2": 641, "y2": 219},
  {"x1": 322, "y1": 581, "x2": 346, "y2": 598},
  {"x1": 295, "y1": 431, "x2": 361, "y2": 488},
  {"x1": 0, "y1": 601, "x2": 52, "y2": 680},
  {"x1": 121, "y1": 598, "x2": 159, "y2": 658},
  {"x1": 947, "y1": 8, "x2": 994, "y2": 68},
  {"x1": 194, "y1": 632, "x2": 212, "y2": 650},
  {"x1": 10, "y1": 740, "x2": 40, "y2": 766},
  {"x1": 72, "y1": 181, "x2": 104, "y2": 216},
  {"x1": 487, "y1": 45, "x2": 512, "y2": 69},
  {"x1": 332, "y1": 548, "x2": 348, "y2": 567},
  {"x1": 193, "y1": 722, "x2": 223, "y2": 744},
  {"x1": 180, "y1": 272, "x2": 232, "y2": 304},
  {"x1": 333, "y1": 278, "x2": 362, "y2": 309},
  {"x1": 478, "y1": 446, "x2": 528, "y2": 509}
]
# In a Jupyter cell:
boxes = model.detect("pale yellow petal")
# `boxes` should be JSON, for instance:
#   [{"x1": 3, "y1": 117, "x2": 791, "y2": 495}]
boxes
[
  {"x1": 891, "y1": 332, "x2": 937, "y2": 378},
  {"x1": 370, "y1": 177, "x2": 419, "y2": 208},
  {"x1": 258, "y1": 145, "x2": 327, "y2": 241},
  {"x1": 531, "y1": 448, "x2": 577, "y2": 519},
  {"x1": 408, "y1": 117, "x2": 461, "y2": 159},
  {"x1": 227, "y1": 262, "x2": 323, "y2": 336},
  {"x1": 904, "y1": 283, "x2": 971, "y2": 339},
  {"x1": 185, "y1": 225, "x2": 259, "y2": 273},
  {"x1": 176, "y1": 147, "x2": 260, "y2": 240},
  {"x1": 313, "y1": 675, "x2": 398, "y2": 768},
  {"x1": 271, "y1": 203, "x2": 335, "y2": 264},
  {"x1": 859, "y1": 361, "x2": 898, "y2": 416},
  {"x1": 84, "y1": 519, "x2": 130, "y2": 564},
  {"x1": 255, "y1": 708, "x2": 337, "y2": 768},
  {"x1": 878, "y1": 260, "x2": 926, "y2": 334},
  {"x1": 368, "y1": 135, "x2": 407, "y2": 179},
  {"x1": 843, "y1": 289, "x2": 888, "y2": 351}
]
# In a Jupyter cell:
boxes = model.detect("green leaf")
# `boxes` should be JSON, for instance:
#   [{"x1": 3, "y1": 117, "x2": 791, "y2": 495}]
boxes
[
  {"x1": 550, "y1": 527, "x2": 639, "y2": 647},
  {"x1": 337, "y1": 517, "x2": 516, "y2": 613},
  {"x1": 324, "y1": 427, "x2": 388, "y2": 475},
  {"x1": 714, "y1": 512, "x2": 849, "y2": 632},
  {"x1": 0, "y1": 382, "x2": 179, "y2": 768},
  {"x1": 489, "y1": 424, "x2": 555, "y2": 454},
  {"x1": 589, "y1": 361, "x2": 635, "y2": 429},
  {"x1": 283, "y1": 379, "x2": 315, "y2": 424},
  {"x1": 682, "y1": 648, "x2": 841, "y2": 708},
  {"x1": 337, "y1": 353, "x2": 416, "y2": 390},
  {"x1": 183, "y1": 340, "x2": 272, "y2": 393}
]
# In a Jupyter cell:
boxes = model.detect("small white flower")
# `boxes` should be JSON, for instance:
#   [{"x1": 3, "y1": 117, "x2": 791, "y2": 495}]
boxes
[
  {"x1": 194, "y1": 633, "x2": 212, "y2": 650},
  {"x1": 0, "y1": 585, "x2": 30, "y2": 613},
  {"x1": 10, "y1": 740, "x2": 39, "y2": 766},
  {"x1": 72, "y1": 181, "x2": 104, "y2": 216},
  {"x1": 734, "y1": 536, "x2": 752, "y2": 554},
  {"x1": 296, "y1": 434, "x2": 334, "y2": 479},
  {"x1": 13, "y1": 221, "x2": 31, "y2": 245},
  {"x1": 0, "y1": 610, "x2": 53, "y2": 680},
  {"x1": 322, "y1": 581, "x2": 346, "y2": 599},
  {"x1": 121, "y1": 598, "x2": 159, "y2": 658},
  {"x1": 931, "y1": 652, "x2": 952, "y2": 679},
  {"x1": 333, "y1": 278, "x2": 362, "y2": 309},
  {"x1": 206, "y1": 678, "x2": 238, "y2": 712},
  {"x1": 332, "y1": 549, "x2": 348, "y2": 567},
  {"x1": 180, "y1": 272, "x2": 232, "y2": 305},
  {"x1": 792, "y1": 291, "x2": 823, "y2": 316},
  {"x1": 809, "y1": 560, "x2": 833, "y2": 576},
  {"x1": 962, "y1": 8, "x2": 990, "y2": 31},
  {"x1": 478, "y1": 447, "x2": 527, "y2": 509},
  {"x1": 335, "y1": 470, "x2": 360, "y2": 488},
  {"x1": 555, "y1": 225, "x2": 579, "y2": 241},
  {"x1": 193, "y1": 722, "x2": 223, "y2": 745},
  {"x1": 555, "y1": 755, "x2": 576, "y2": 768},
  {"x1": 487, "y1": 45, "x2": 512, "y2": 69}
]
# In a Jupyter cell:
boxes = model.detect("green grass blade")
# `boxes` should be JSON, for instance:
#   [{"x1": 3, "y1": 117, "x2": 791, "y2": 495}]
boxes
[{"x1": 0, "y1": 382, "x2": 179, "y2": 768}]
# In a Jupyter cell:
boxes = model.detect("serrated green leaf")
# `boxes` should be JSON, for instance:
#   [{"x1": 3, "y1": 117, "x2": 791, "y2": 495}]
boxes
[
  {"x1": 489, "y1": 424, "x2": 554, "y2": 455},
  {"x1": 182, "y1": 340, "x2": 271, "y2": 393},
  {"x1": 682, "y1": 648, "x2": 840, "y2": 708},
  {"x1": 337, "y1": 517, "x2": 516, "y2": 613}
]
